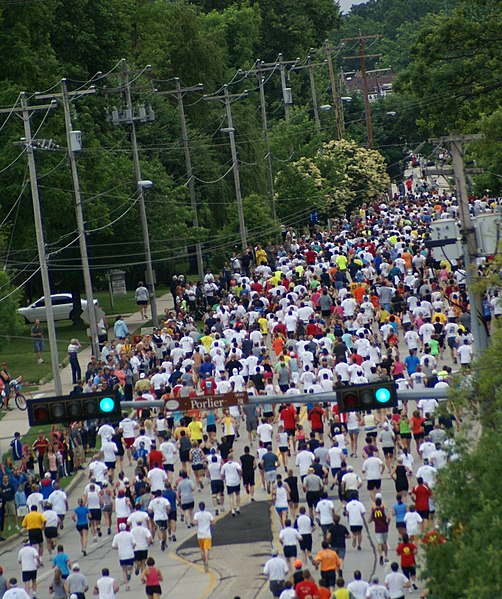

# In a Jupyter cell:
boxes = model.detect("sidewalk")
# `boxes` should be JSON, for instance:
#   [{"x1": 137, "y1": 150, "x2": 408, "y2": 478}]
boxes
[{"x1": 0, "y1": 290, "x2": 174, "y2": 455}]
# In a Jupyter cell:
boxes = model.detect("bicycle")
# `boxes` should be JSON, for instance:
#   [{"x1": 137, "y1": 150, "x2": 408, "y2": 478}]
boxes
[{"x1": 1, "y1": 378, "x2": 32, "y2": 411}]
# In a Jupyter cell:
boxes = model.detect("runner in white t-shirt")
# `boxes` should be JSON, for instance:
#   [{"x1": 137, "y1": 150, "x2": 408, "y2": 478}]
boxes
[
  {"x1": 148, "y1": 491, "x2": 171, "y2": 551},
  {"x1": 111, "y1": 524, "x2": 136, "y2": 590},
  {"x1": 193, "y1": 502, "x2": 214, "y2": 572},
  {"x1": 220, "y1": 459, "x2": 242, "y2": 516}
]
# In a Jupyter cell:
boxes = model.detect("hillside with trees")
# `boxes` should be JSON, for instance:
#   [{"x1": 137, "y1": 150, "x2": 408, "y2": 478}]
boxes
[{"x1": 0, "y1": 0, "x2": 499, "y2": 310}]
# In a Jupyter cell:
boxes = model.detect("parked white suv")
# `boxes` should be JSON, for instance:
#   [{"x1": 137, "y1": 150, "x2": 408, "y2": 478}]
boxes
[{"x1": 18, "y1": 294, "x2": 97, "y2": 323}]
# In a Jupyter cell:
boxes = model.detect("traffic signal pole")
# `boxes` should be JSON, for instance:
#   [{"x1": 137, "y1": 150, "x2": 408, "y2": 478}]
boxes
[{"x1": 121, "y1": 387, "x2": 450, "y2": 410}]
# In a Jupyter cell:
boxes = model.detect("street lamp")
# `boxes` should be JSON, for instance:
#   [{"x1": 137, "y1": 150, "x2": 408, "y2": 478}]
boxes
[{"x1": 137, "y1": 179, "x2": 158, "y2": 327}]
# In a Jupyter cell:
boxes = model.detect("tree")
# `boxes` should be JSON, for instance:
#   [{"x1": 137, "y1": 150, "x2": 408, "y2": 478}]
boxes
[
  {"x1": 255, "y1": 0, "x2": 341, "y2": 62},
  {"x1": 209, "y1": 193, "x2": 279, "y2": 268},
  {"x1": 422, "y1": 325, "x2": 502, "y2": 598},
  {"x1": 0, "y1": 270, "x2": 23, "y2": 350},
  {"x1": 396, "y1": 0, "x2": 502, "y2": 134},
  {"x1": 274, "y1": 139, "x2": 390, "y2": 224}
]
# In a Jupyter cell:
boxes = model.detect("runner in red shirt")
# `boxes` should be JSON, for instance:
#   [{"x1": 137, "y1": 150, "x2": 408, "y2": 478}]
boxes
[
  {"x1": 396, "y1": 534, "x2": 418, "y2": 592},
  {"x1": 295, "y1": 569, "x2": 320, "y2": 599},
  {"x1": 411, "y1": 478, "x2": 433, "y2": 531},
  {"x1": 280, "y1": 404, "x2": 297, "y2": 450},
  {"x1": 308, "y1": 406, "x2": 325, "y2": 440}
]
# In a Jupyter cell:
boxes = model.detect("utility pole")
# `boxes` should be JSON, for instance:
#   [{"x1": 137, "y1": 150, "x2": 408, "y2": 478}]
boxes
[
  {"x1": 430, "y1": 133, "x2": 489, "y2": 356},
  {"x1": 121, "y1": 59, "x2": 158, "y2": 326},
  {"x1": 35, "y1": 81, "x2": 101, "y2": 357},
  {"x1": 0, "y1": 93, "x2": 63, "y2": 394},
  {"x1": 325, "y1": 41, "x2": 344, "y2": 140},
  {"x1": 245, "y1": 57, "x2": 299, "y2": 219},
  {"x1": 290, "y1": 53, "x2": 322, "y2": 132},
  {"x1": 342, "y1": 33, "x2": 381, "y2": 148},
  {"x1": 204, "y1": 85, "x2": 248, "y2": 250},
  {"x1": 156, "y1": 79, "x2": 205, "y2": 279},
  {"x1": 255, "y1": 61, "x2": 276, "y2": 222},
  {"x1": 278, "y1": 54, "x2": 292, "y2": 119}
]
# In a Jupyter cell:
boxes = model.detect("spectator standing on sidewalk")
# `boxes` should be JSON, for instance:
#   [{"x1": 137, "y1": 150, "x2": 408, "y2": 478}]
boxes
[{"x1": 31, "y1": 320, "x2": 44, "y2": 365}]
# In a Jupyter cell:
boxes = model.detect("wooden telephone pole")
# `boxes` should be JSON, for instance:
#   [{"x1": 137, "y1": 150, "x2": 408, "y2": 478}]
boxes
[{"x1": 342, "y1": 33, "x2": 382, "y2": 148}]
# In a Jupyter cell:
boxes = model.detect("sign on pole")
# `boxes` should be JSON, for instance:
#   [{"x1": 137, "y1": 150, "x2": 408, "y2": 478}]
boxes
[{"x1": 164, "y1": 391, "x2": 249, "y2": 412}]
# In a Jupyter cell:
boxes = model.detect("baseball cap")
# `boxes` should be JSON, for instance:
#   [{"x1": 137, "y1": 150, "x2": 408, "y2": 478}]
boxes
[
  {"x1": 347, "y1": 465, "x2": 354, "y2": 471},
  {"x1": 294, "y1": 559, "x2": 302, "y2": 569},
  {"x1": 271, "y1": 548, "x2": 278, "y2": 556},
  {"x1": 72, "y1": 563, "x2": 80, "y2": 571},
  {"x1": 139, "y1": 373, "x2": 146, "y2": 379}
]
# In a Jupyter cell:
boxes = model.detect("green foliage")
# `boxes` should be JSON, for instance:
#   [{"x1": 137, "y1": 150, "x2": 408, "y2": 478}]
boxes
[
  {"x1": 203, "y1": 2, "x2": 262, "y2": 69},
  {"x1": 257, "y1": 0, "x2": 340, "y2": 61},
  {"x1": 275, "y1": 139, "x2": 390, "y2": 224},
  {"x1": 0, "y1": 271, "x2": 23, "y2": 350},
  {"x1": 423, "y1": 329, "x2": 502, "y2": 598},
  {"x1": 211, "y1": 193, "x2": 279, "y2": 267},
  {"x1": 396, "y1": 0, "x2": 502, "y2": 134}
]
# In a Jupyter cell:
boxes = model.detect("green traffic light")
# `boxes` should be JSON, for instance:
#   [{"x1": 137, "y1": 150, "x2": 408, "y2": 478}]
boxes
[
  {"x1": 375, "y1": 387, "x2": 391, "y2": 403},
  {"x1": 99, "y1": 396, "x2": 115, "y2": 413}
]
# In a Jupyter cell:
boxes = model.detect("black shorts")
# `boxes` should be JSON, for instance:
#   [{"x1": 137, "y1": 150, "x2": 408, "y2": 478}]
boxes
[
  {"x1": 137, "y1": 300, "x2": 148, "y2": 306},
  {"x1": 168, "y1": 511, "x2": 177, "y2": 522},
  {"x1": 192, "y1": 464, "x2": 204, "y2": 471},
  {"x1": 312, "y1": 426, "x2": 324, "y2": 435},
  {"x1": 383, "y1": 447, "x2": 394, "y2": 456},
  {"x1": 28, "y1": 529, "x2": 43, "y2": 545},
  {"x1": 146, "y1": 585, "x2": 162, "y2": 596},
  {"x1": 306, "y1": 491, "x2": 320, "y2": 508},
  {"x1": 180, "y1": 450, "x2": 190, "y2": 462},
  {"x1": 120, "y1": 558, "x2": 134, "y2": 567},
  {"x1": 44, "y1": 526, "x2": 58, "y2": 539},
  {"x1": 400, "y1": 432, "x2": 412, "y2": 440},
  {"x1": 90, "y1": 509, "x2": 102, "y2": 521},
  {"x1": 181, "y1": 502, "x2": 194, "y2": 511},
  {"x1": 242, "y1": 473, "x2": 255, "y2": 487},
  {"x1": 134, "y1": 549, "x2": 148, "y2": 561},
  {"x1": 418, "y1": 509, "x2": 429, "y2": 520},
  {"x1": 227, "y1": 485, "x2": 241, "y2": 495},
  {"x1": 105, "y1": 461, "x2": 116, "y2": 469},
  {"x1": 321, "y1": 569, "x2": 337, "y2": 588},
  {"x1": 367, "y1": 479, "x2": 381, "y2": 491},
  {"x1": 413, "y1": 433, "x2": 424, "y2": 441},
  {"x1": 211, "y1": 480, "x2": 224, "y2": 495},
  {"x1": 155, "y1": 520, "x2": 168, "y2": 530},
  {"x1": 366, "y1": 431, "x2": 378, "y2": 439},
  {"x1": 299, "y1": 533, "x2": 312, "y2": 552},
  {"x1": 76, "y1": 523, "x2": 89, "y2": 532},
  {"x1": 207, "y1": 424, "x2": 217, "y2": 433},
  {"x1": 283, "y1": 545, "x2": 297, "y2": 558},
  {"x1": 279, "y1": 446, "x2": 289, "y2": 454},
  {"x1": 22, "y1": 570, "x2": 37, "y2": 582},
  {"x1": 285, "y1": 428, "x2": 295, "y2": 437},
  {"x1": 163, "y1": 464, "x2": 174, "y2": 472},
  {"x1": 402, "y1": 565, "x2": 416, "y2": 579},
  {"x1": 350, "y1": 525, "x2": 363, "y2": 533}
]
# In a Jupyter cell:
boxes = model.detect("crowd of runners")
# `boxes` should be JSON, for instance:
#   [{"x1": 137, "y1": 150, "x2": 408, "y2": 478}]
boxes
[{"x1": 0, "y1": 183, "x2": 499, "y2": 599}]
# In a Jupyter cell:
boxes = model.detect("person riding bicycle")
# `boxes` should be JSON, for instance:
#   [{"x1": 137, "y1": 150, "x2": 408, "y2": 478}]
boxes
[{"x1": 0, "y1": 362, "x2": 22, "y2": 410}]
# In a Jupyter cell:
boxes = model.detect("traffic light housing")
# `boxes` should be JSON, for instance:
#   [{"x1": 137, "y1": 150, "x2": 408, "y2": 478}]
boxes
[
  {"x1": 27, "y1": 391, "x2": 121, "y2": 426},
  {"x1": 336, "y1": 381, "x2": 397, "y2": 413}
]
